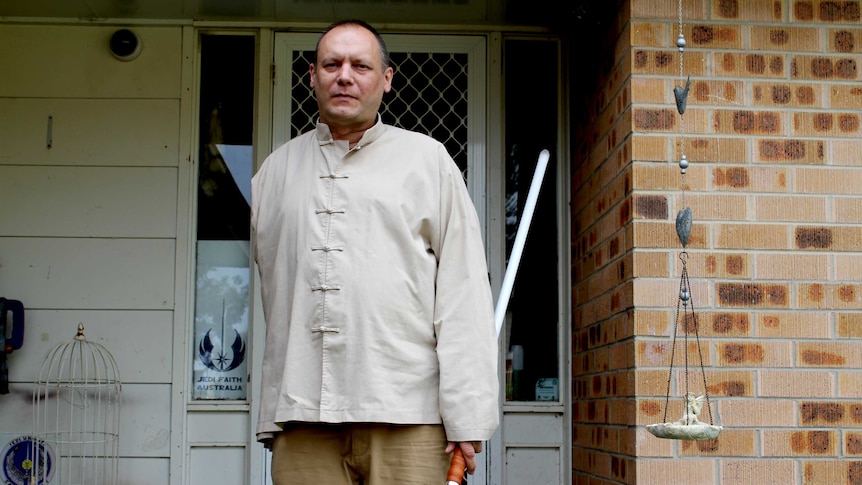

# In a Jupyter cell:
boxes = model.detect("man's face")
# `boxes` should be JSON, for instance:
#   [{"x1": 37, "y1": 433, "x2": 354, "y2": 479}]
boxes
[{"x1": 311, "y1": 25, "x2": 393, "y2": 133}]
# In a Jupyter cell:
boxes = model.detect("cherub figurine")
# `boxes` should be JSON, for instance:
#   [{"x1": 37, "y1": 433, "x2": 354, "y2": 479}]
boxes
[{"x1": 679, "y1": 393, "x2": 705, "y2": 425}]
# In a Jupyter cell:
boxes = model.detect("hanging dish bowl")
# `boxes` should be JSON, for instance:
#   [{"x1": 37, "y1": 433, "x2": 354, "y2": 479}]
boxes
[{"x1": 647, "y1": 393, "x2": 722, "y2": 440}]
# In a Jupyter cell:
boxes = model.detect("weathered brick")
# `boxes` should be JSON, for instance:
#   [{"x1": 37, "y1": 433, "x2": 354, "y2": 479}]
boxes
[
  {"x1": 714, "y1": 52, "x2": 788, "y2": 78},
  {"x1": 756, "y1": 312, "x2": 832, "y2": 339},
  {"x1": 633, "y1": 194, "x2": 669, "y2": 219},
  {"x1": 793, "y1": 111, "x2": 862, "y2": 137},
  {"x1": 755, "y1": 253, "x2": 828, "y2": 280},
  {"x1": 802, "y1": 460, "x2": 862, "y2": 485},
  {"x1": 720, "y1": 460, "x2": 796, "y2": 485},
  {"x1": 685, "y1": 23, "x2": 743, "y2": 49},
  {"x1": 608, "y1": 343, "x2": 634, "y2": 371},
  {"x1": 687, "y1": 253, "x2": 750, "y2": 279},
  {"x1": 760, "y1": 370, "x2": 835, "y2": 397},
  {"x1": 796, "y1": 167, "x2": 862, "y2": 195},
  {"x1": 633, "y1": 277, "x2": 711, "y2": 308},
  {"x1": 752, "y1": 81, "x2": 823, "y2": 107},
  {"x1": 838, "y1": 313, "x2": 862, "y2": 338},
  {"x1": 678, "y1": 136, "x2": 748, "y2": 164},
  {"x1": 702, "y1": 369, "x2": 755, "y2": 396},
  {"x1": 681, "y1": 429, "x2": 755, "y2": 456},
  {"x1": 792, "y1": 1, "x2": 862, "y2": 23},
  {"x1": 632, "y1": 135, "x2": 670, "y2": 162},
  {"x1": 631, "y1": 77, "x2": 669, "y2": 104},
  {"x1": 634, "y1": 221, "x2": 708, "y2": 249},
  {"x1": 713, "y1": 0, "x2": 784, "y2": 21},
  {"x1": 635, "y1": 340, "x2": 713, "y2": 368},
  {"x1": 686, "y1": 311, "x2": 751, "y2": 337},
  {"x1": 715, "y1": 166, "x2": 789, "y2": 192},
  {"x1": 633, "y1": 163, "x2": 709, "y2": 192},
  {"x1": 754, "y1": 253, "x2": 829, "y2": 280},
  {"x1": 718, "y1": 340, "x2": 793, "y2": 366},
  {"x1": 669, "y1": 368, "x2": 714, "y2": 399},
  {"x1": 829, "y1": 138, "x2": 862, "y2": 166},
  {"x1": 678, "y1": 193, "x2": 748, "y2": 220},
  {"x1": 635, "y1": 459, "x2": 717, "y2": 484},
  {"x1": 690, "y1": 80, "x2": 744, "y2": 106},
  {"x1": 608, "y1": 396, "x2": 633, "y2": 425},
  {"x1": 634, "y1": 309, "x2": 672, "y2": 337},
  {"x1": 631, "y1": 21, "x2": 669, "y2": 48},
  {"x1": 631, "y1": 0, "x2": 707, "y2": 20},
  {"x1": 799, "y1": 283, "x2": 862, "y2": 309},
  {"x1": 636, "y1": 369, "x2": 674, "y2": 399},
  {"x1": 791, "y1": 55, "x2": 861, "y2": 80},
  {"x1": 839, "y1": 371, "x2": 862, "y2": 398},
  {"x1": 755, "y1": 138, "x2": 825, "y2": 163},
  {"x1": 755, "y1": 195, "x2": 827, "y2": 222},
  {"x1": 763, "y1": 429, "x2": 838, "y2": 456},
  {"x1": 716, "y1": 223, "x2": 789, "y2": 250},
  {"x1": 718, "y1": 399, "x2": 797, "y2": 427},
  {"x1": 829, "y1": 27, "x2": 862, "y2": 53},
  {"x1": 717, "y1": 281, "x2": 791, "y2": 307},
  {"x1": 799, "y1": 401, "x2": 862, "y2": 427},
  {"x1": 633, "y1": 250, "x2": 670, "y2": 278},
  {"x1": 798, "y1": 341, "x2": 862, "y2": 367},
  {"x1": 632, "y1": 50, "x2": 708, "y2": 76},
  {"x1": 634, "y1": 106, "x2": 710, "y2": 134},
  {"x1": 633, "y1": 107, "x2": 676, "y2": 132},
  {"x1": 750, "y1": 25, "x2": 823, "y2": 51},
  {"x1": 830, "y1": 85, "x2": 862, "y2": 109},
  {"x1": 713, "y1": 109, "x2": 785, "y2": 135}
]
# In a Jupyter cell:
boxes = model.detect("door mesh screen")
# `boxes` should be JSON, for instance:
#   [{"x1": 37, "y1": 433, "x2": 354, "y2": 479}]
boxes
[{"x1": 289, "y1": 50, "x2": 470, "y2": 175}]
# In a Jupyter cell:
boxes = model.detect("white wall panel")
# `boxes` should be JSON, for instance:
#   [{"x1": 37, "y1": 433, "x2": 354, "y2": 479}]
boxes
[
  {"x1": 505, "y1": 448, "x2": 560, "y2": 485},
  {"x1": 0, "y1": 384, "x2": 36, "y2": 433},
  {"x1": 0, "y1": 384, "x2": 171, "y2": 458},
  {"x1": 188, "y1": 412, "x2": 249, "y2": 444},
  {"x1": 0, "y1": 166, "x2": 178, "y2": 237},
  {"x1": 0, "y1": 237, "x2": 175, "y2": 309},
  {"x1": 6, "y1": 309, "x2": 173, "y2": 384},
  {"x1": 119, "y1": 384, "x2": 172, "y2": 457},
  {"x1": 119, "y1": 457, "x2": 170, "y2": 485},
  {"x1": 189, "y1": 447, "x2": 246, "y2": 485},
  {"x1": 0, "y1": 25, "x2": 182, "y2": 99},
  {"x1": 0, "y1": 98, "x2": 180, "y2": 166},
  {"x1": 502, "y1": 412, "x2": 564, "y2": 446}
]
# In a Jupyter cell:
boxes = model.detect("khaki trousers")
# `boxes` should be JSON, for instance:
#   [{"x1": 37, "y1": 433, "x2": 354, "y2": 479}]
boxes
[{"x1": 270, "y1": 423, "x2": 452, "y2": 485}]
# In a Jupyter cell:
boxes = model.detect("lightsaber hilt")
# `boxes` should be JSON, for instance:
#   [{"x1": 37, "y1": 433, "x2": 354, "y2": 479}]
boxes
[
  {"x1": 446, "y1": 448, "x2": 466, "y2": 485},
  {"x1": 445, "y1": 149, "x2": 551, "y2": 485}
]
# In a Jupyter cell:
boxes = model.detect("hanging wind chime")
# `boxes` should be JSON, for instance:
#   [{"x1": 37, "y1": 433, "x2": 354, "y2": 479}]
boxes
[{"x1": 645, "y1": 1, "x2": 722, "y2": 442}]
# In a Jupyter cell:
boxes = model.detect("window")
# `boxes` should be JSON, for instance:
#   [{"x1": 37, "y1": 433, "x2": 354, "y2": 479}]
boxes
[
  {"x1": 504, "y1": 39, "x2": 560, "y2": 402},
  {"x1": 192, "y1": 34, "x2": 255, "y2": 400}
]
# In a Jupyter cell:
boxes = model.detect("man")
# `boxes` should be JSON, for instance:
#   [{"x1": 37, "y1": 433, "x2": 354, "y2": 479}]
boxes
[{"x1": 252, "y1": 19, "x2": 499, "y2": 484}]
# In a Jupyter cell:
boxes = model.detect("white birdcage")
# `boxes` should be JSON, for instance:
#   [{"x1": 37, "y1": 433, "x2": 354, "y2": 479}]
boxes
[{"x1": 32, "y1": 323, "x2": 121, "y2": 484}]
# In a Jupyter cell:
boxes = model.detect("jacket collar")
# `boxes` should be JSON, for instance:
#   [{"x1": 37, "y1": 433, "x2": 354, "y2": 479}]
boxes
[{"x1": 315, "y1": 115, "x2": 387, "y2": 148}]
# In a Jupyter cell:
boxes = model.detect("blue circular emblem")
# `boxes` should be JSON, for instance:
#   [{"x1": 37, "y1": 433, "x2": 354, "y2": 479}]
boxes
[{"x1": 1, "y1": 436, "x2": 55, "y2": 485}]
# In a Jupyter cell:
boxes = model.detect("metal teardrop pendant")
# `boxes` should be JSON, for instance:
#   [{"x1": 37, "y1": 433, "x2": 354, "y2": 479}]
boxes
[
  {"x1": 673, "y1": 76, "x2": 691, "y2": 115},
  {"x1": 676, "y1": 207, "x2": 692, "y2": 248}
]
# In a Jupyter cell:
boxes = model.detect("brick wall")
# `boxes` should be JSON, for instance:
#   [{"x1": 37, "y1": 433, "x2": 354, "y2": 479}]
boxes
[{"x1": 571, "y1": 1, "x2": 862, "y2": 483}]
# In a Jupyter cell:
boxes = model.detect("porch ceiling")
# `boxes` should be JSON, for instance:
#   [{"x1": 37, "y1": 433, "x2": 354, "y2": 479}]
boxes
[{"x1": 0, "y1": 0, "x2": 596, "y2": 30}]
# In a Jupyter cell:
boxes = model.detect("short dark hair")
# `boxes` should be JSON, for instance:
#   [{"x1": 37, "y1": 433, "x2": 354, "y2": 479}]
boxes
[{"x1": 315, "y1": 19, "x2": 391, "y2": 69}]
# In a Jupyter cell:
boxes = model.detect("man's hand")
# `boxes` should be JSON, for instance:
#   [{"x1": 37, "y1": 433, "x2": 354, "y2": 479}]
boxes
[{"x1": 445, "y1": 441, "x2": 483, "y2": 475}]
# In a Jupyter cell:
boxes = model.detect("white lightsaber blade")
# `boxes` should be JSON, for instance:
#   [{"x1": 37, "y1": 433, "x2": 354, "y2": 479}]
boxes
[
  {"x1": 494, "y1": 148, "x2": 550, "y2": 336},
  {"x1": 447, "y1": 148, "x2": 551, "y2": 485}
]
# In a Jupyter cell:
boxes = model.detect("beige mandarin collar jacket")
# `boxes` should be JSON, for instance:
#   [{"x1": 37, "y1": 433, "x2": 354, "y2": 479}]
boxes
[{"x1": 252, "y1": 119, "x2": 500, "y2": 443}]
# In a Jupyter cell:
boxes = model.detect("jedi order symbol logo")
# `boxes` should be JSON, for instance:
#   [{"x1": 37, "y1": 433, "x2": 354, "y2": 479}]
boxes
[{"x1": 198, "y1": 328, "x2": 246, "y2": 372}]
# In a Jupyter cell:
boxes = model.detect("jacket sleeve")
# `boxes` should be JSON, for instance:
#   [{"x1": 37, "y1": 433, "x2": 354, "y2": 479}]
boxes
[{"x1": 431, "y1": 144, "x2": 500, "y2": 442}]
